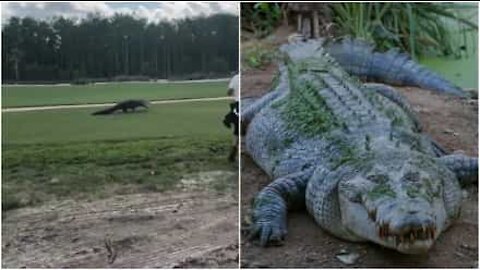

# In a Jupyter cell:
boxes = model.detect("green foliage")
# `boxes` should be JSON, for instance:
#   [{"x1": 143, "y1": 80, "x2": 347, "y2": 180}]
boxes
[
  {"x1": 2, "y1": 13, "x2": 238, "y2": 82},
  {"x1": 241, "y1": 3, "x2": 283, "y2": 38},
  {"x1": 242, "y1": 45, "x2": 278, "y2": 70},
  {"x1": 2, "y1": 81, "x2": 227, "y2": 108},
  {"x1": 330, "y1": 3, "x2": 478, "y2": 58},
  {"x1": 2, "y1": 137, "x2": 234, "y2": 210}
]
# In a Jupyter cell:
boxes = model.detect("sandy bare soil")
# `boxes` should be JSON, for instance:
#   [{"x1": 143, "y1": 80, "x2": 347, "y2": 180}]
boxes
[
  {"x1": 240, "y1": 45, "x2": 478, "y2": 267},
  {"x1": 3, "y1": 189, "x2": 238, "y2": 268}
]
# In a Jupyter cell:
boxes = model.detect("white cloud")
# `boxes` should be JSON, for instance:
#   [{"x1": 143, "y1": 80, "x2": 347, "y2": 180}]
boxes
[{"x1": 1, "y1": 2, "x2": 239, "y2": 23}]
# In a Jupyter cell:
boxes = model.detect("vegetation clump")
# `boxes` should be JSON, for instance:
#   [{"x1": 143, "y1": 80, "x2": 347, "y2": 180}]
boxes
[{"x1": 241, "y1": 3, "x2": 477, "y2": 59}]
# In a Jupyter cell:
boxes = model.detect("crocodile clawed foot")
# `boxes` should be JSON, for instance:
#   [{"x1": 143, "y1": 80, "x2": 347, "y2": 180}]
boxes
[{"x1": 249, "y1": 221, "x2": 287, "y2": 247}]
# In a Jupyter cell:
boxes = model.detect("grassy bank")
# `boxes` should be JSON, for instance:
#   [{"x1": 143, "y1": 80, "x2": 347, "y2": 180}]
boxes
[{"x1": 2, "y1": 137, "x2": 235, "y2": 211}]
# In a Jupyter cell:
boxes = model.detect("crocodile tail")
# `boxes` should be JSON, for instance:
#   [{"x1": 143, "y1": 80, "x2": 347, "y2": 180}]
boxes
[
  {"x1": 92, "y1": 106, "x2": 117, "y2": 115},
  {"x1": 439, "y1": 154, "x2": 478, "y2": 185},
  {"x1": 324, "y1": 37, "x2": 467, "y2": 97}
]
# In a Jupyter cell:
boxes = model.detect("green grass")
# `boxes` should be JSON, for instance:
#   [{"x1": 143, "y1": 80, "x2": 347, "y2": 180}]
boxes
[
  {"x1": 3, "y1": 101, "x2": 230, "y2": 144},
  {"x1": 2, "y1": 100, "x2": 236, "y2": 210},
  {"x1": 2, "y1": 137, "x2": 235, "y2": 211},
  {"x1": 2, "y1": 81, "x2": 227, "y2": 108}
]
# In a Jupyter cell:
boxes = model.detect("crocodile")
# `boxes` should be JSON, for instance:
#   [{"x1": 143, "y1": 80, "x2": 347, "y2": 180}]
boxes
[
  {"x1": 92, "y1": 99, "x2": 149, "y2": 115},
  {"x1": 242, "y1": 39, "x2": 477, "y2": 254}
]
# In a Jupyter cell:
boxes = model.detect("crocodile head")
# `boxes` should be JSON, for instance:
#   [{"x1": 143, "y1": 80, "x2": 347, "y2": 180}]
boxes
[{"x1": 337, "y1": 154, "x2": 461, "y2": 254}]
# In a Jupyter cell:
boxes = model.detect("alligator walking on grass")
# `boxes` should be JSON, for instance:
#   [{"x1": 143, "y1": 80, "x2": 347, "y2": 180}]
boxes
[
  {"x1": 92, "y1": 99, "x2": 149, "y2": 115},
  {"x1": 242, "y1": 39, "x2": 477, "y2": 254}
]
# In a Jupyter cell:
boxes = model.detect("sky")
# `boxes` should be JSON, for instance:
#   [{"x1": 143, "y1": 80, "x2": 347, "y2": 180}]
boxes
[{"x1": 1, "y1": 2, "x2": 239, "y2": 23}]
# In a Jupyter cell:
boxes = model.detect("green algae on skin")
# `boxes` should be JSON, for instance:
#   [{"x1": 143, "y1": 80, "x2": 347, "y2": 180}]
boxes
[
  {"x1": 274, "y1": 64, "x2": 339, "y2": 138},
  {"x1": 368, "y1": 182, "x2": 396, "y2": 200}
]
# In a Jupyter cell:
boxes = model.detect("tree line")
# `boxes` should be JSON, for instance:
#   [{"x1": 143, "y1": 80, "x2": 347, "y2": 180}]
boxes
[{"x1": 2, "y1": 13, "x2": 239, "y2": 82}]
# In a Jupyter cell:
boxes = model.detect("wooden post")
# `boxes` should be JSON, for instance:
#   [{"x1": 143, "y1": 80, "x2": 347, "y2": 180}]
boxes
[
  {"x1": 312, "y1": 10, "x2": 320, "y2": 39},
  {"x1": 302, "y1": 17, "x2": 311, "y2": 39},
  {"x1": 297, "y1": 13, "x2": 302, "y2": 33}
]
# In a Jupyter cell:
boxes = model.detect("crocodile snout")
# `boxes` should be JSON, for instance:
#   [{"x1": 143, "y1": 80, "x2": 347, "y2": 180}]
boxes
[
  {"x1": 373, "y1": 199, "x2": 441, "y2": 253},
  {"x1": 378, "y1": 214, "x2": 436, "y2": 242}
]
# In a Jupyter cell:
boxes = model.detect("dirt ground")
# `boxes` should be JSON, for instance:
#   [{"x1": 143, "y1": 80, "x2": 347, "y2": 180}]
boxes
[
  {"x1": 3, "y1": 180, "x2": 238, "y2": 268},
  {"x1": 240, "y1": 31, "x2": 478, "y2": 267}
]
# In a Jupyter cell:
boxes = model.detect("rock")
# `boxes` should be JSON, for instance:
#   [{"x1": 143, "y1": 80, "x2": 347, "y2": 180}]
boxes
[
  {"x1": 50, "y1": 177, "x2": 60, "y2": 184},
  {"x1": 415, "y1": 107, "x2": 430, "y2": 113},
  {"x1": 461, "y1": 243, "x2": 476, "y2": 250},
  {"x1": 336, "y1": 250, "x2": 360, "y2": 265},
  {"x1": 443, "y1": 129, "x2": 458, "y2": 136},
  {"x1": 455, "y1": 251, "x2": 467, "y2": 258},
  {"x1": 464, "y1": 88, "x2": 478, "y2": 100},
  {"x1": 243, "y1": 215, "x2": 252, "y2": 225},
  {"x1": 249, "y1": 262, "x2": 270, "y2": 268},
  {"x1": 467, "y1": 99, "x2": 478, "y2": 105}
]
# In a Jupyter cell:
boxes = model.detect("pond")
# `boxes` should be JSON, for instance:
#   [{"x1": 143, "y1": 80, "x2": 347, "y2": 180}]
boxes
[
  {"x1": 419, "y1": 35, "x2": 477, "y2": 89},
  {"x1": 420, "y1": 52, "x2": 477, "y2": 90},
  {"x1": 418, "y1": 5, "x2": 478, "y2": 90}
]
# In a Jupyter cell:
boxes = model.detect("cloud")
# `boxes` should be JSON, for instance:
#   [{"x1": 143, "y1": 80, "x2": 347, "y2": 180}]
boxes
[{"x1": 1, "y1": 2, "x2": 239, "y2": 23}]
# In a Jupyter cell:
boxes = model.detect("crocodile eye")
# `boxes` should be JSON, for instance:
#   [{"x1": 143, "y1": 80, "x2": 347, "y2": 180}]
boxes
[
  {"x1": 367, "y1": 174, "x2": 389, "y2": 184},
  {"x1": 339, "y1": 177, "x2": 369, "y2": 203},
  {"x1": 342, "y1": 186, "x2": 362, "y2": 203},
  {"x1": 403, "y1": 172, "x2": 420, "y2": 183}
]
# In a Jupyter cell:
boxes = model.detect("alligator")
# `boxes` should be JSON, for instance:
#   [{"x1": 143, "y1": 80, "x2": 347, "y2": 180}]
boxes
[
  {"x1": 92, "y1": 99, "x2": 149, "y2": 115},
  {"x1": 242, "y1": 39, "x2": 477, "y2": 254}
]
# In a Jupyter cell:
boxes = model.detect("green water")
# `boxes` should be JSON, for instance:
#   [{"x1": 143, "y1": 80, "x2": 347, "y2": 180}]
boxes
[
  {"x1": 418, "y1": 5, "x2": 478, "y2": 89},
  {"x1": 419, "y1": 49, "x2": 478, "y2": 89}
]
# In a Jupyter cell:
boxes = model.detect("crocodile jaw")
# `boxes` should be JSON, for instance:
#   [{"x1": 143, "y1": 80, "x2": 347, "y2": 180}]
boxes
[{"x1": 339, "y1": 195, "x2": 446, "y2": 254}]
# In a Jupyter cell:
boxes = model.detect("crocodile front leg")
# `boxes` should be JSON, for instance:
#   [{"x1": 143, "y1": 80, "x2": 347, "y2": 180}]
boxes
[
  {"x1": 241, "y1": 65, "x2": 289, "y2": 124},
  {"x1": 439, "y1": 154, "x2": 478, "y2": 185},
  {"x1": 250, "y1": 169, "x2": 313, "y2": 246}
]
